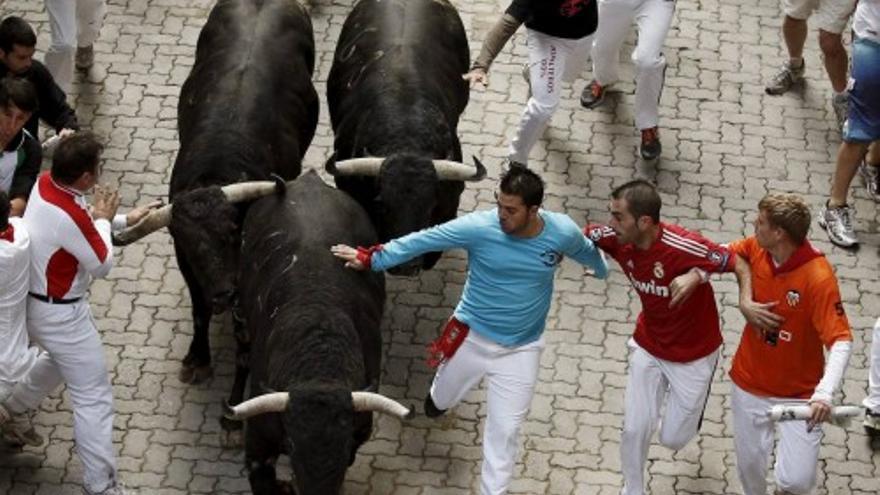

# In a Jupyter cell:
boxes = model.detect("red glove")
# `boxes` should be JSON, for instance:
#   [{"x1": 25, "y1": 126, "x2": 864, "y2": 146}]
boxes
[
  {"x1": 355, "y1": 244, "x2": 383, "y2": 270},
  {"x1": 427, "y1": 317, "x2": 470, "y2": 368}
]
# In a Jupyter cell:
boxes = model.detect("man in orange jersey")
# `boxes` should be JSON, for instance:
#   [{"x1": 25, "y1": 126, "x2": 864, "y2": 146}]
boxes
[{"x1": 728, "y1": 193, "x2": 853, "y2": 495}]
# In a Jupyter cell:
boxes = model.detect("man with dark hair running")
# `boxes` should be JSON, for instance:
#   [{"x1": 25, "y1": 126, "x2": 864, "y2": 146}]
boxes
[
  {"x1": 0, "y1": 133, "x2": 159, "y2": 495},
  {"x1": 584, "y1": 179, "x2": 769, "y2": 495},
  {"x1": 332, "y1": 166, "x2": 608, "y2": 495}
]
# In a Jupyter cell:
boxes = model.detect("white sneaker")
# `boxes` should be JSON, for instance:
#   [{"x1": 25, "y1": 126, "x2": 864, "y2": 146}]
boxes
[{"x1": 818, "y1": 203, "x2": 859, "y2": 248}]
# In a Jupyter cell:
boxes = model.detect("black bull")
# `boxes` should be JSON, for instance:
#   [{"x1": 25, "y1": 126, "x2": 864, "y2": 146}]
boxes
[
  {"x1": 164, "y1": 0, "x2": 319, "y2": 446},
  {"x1": 234, "y1": 172, "x2": 393, "y2": 495},
  {"x1": 326, "y1": 0, "x2": 483, "y2": 276}
]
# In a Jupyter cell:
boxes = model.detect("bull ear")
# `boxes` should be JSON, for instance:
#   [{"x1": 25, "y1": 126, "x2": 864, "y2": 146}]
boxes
[{"x1": 469, "y1": 156, "x2": 487, "y2": 182}]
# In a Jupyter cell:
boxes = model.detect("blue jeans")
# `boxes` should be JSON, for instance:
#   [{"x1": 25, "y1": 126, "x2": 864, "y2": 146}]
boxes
[{"x1": 843, "y1": 37, "x2": 880, "y2": 143}]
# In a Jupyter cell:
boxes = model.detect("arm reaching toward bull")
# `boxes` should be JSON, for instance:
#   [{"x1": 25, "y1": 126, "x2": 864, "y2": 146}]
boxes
[
  {"x1": 125, "y1": 199, "x2": 164, "y2": 227},
  {"x1": 464, "y1": 13, "x2": 523, "y2": 89}
]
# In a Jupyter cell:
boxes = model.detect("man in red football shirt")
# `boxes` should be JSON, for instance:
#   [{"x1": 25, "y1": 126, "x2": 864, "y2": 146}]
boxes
[{"x1": 584, "y1": 179, "x2": 772, "y2": 495}]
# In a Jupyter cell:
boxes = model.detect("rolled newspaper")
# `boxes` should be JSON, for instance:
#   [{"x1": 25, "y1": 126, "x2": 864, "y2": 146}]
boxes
[
  {"x1": 41, "y1": 134, "x2": 62, "y2": 158},
  {"x1": 767, "y1": 405, "x2": 862, "y2": 427}
]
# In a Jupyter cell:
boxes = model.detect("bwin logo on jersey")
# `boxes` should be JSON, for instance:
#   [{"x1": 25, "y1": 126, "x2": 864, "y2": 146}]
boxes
[
  {"x1": 628, "y1": 273, "x2": 670, "y2": 297},
  {"x1": 540, "y1": 250, "x2": 563, "y2": 267}
]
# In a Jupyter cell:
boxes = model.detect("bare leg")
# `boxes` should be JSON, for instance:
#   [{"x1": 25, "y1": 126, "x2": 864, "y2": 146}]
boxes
[
  {"x1": 819, "y1": 30, "x2": 848, "y2": 93},
  {"x1": 783, "y1": 16, "x2": 808, "y2": 62},
  {"x1": 829, "y1": 141, "x2": 869, "y2": 206}
]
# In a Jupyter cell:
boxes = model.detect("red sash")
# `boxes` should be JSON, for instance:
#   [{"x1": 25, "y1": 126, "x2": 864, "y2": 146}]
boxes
[{"x1": 426, "y1": 317, "x2": 469, "y2": 368}]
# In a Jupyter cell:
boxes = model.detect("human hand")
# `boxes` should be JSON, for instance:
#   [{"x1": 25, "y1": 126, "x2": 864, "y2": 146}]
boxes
[
  {"x1": 806, "y1": 400, "x2": 831, "y2": 432},
  {"x1": 462, "y1": 68, "x2": 488, "y2": 89},
  {"x1": 92, "y1": 185, "x2": 120, "y2": 221},
  {"x1": 669, "y1": 269, "x2": 702, "y2": 308},
  {"x1": 9, "y1": 197, "x2": 26, "y2": 217},
  {"x1": 126, "y1": 199, "x2": 164, "y2": 225},
  {"x1": 58, "y1": 128, "x2": 76, "y2": 139},
  {"x1": 739, "y1": 299, "x2": 783, "y2": 331},
  {"x1": 330, "y1": 244, "x2": 366, "y2": 270}
]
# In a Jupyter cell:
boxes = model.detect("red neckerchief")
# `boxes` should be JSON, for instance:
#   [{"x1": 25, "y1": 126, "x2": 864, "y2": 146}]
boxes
[
  {"x1": 767, "y1": 240, "x2": 823, "y2": 276},
  {"x1": 0, "y1": 223, "x2": 14, "y2": 243}
]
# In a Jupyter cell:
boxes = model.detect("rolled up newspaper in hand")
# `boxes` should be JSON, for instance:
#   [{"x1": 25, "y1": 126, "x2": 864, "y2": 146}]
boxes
[
  {"x1": 41, "y1": 134, "x2": 62, "y2": 158},
  {"x1": 767, "y1": 405, "x2": 862, "y2": 427}
]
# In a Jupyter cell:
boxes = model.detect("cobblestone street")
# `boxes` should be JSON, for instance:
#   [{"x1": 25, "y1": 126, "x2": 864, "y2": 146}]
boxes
[{"x1": 1, "y1": 0, "x2": 879, "y2": 493}]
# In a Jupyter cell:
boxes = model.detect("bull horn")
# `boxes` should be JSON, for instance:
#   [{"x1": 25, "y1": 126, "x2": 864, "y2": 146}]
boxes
[
  {"x1": 327, "y1": 157, "x2": 384, "y2": 177},
  {"x1": 351, "y1": 391, "x2": 413, "y2": 419},
  {"x1": 220, "y1": 180, "x2": 282, "y2": 203},
  {"x1": 111, "y1": 203, "x2": 172, "y2": 246},
  {"x1": 226, "y1": 392, "x2": 290, "y2": 420},
  {"x1": 433, "y1": 156, "x2": 486, "y2": 182}
]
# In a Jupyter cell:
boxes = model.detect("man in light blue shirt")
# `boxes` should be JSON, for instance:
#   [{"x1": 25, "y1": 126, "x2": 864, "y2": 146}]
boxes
[{"x1": 332, "y1": 166, "x2": 607, "y2": 495}]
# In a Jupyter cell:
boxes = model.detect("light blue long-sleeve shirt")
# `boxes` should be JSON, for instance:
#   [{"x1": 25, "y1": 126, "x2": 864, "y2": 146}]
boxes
[{"x1": 372, "y1": 209, "x2": 608, "y2": 346}]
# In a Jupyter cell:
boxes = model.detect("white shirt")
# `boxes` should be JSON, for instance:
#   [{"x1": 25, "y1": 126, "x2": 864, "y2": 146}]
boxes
[
  {"x1": 854, "y1": 0, "x2": 880, "y2": 44},
  {"x1": 0, "y1": 217, "x2": 39, "y2": 384}
]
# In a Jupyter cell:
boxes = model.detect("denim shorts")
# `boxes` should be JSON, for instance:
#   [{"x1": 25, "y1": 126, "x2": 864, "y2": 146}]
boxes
[{"x1": 843, "y1": 37, "x2": 880, "y2": 143}]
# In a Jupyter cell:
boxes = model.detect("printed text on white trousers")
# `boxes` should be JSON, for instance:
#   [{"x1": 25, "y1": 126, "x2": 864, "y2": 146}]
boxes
[
  {"x1": 430, "y1": 331, "x2": 544, "y2": 495},
  {"x1": 509, "y1": 29, "x2": 593, "y2": 165}
]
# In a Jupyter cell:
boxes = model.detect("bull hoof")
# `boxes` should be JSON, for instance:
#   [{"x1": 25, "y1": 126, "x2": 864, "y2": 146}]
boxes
[{"x1": 179, "y1": 364, "x2": 213, "y2": 384}]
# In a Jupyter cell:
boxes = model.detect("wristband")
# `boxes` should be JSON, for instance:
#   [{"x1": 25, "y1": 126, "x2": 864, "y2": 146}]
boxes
[{"x1": 355, "y1": 244, "x2": 383, "y2": 270}]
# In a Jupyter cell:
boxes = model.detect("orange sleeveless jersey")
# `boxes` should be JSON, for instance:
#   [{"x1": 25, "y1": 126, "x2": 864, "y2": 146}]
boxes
[{"x1": 728, "y1": 237, "x2": 852, "y2": 399}]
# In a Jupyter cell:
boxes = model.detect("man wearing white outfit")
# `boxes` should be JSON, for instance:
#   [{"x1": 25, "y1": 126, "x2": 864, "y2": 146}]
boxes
[
  {"x1": 44, "y1": 0, "x2": 106, "y2": 93},
  {"x1": 579, "y1": 0, "x2": 672, "y2": 160},
  {"x1": 728, "y1": 193, "x2": 853, "y2": 495},
  {"x1": 866, "y1": 318, "x2": 880, "y2": 436},
  {"x1": 583, "y1": 180, "x2": 768, "y2": 495},
  {"x1": 0, "y1": 191, "x2": 42, "y2": 447},
  {"x1": 463, "y1": 0, "x2": 598, "y2": 167},
  {"x1": 332, "y1": 167, "x2": 609, "y2": 494},
  {"x1": 0, "y1": 133, "x2": 158, "y2": 495}
]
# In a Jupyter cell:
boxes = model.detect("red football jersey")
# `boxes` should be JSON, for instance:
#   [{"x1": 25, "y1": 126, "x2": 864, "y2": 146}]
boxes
[{"x1": 584, "y1": 223, "x2": 736, "y2": 362}]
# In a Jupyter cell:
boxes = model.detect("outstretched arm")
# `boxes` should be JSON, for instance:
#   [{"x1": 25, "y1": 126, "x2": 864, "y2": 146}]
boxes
[{"x1": 463, "y1": 14, "x2": 522, "y2": 88}]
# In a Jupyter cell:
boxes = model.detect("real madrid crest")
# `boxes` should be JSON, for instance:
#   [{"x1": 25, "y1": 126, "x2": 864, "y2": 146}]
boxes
[
  {"x1": 653, "y1": 261, "x2": 664, "y2": 279},
  {"x1": 786, "y1": 290, "x2": 800, "y2": 307}
]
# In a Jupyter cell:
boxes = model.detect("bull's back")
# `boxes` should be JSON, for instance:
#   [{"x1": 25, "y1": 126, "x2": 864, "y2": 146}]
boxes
[
  {"x1": 173, "y1": 0, "x2": 318, "y2": 191},
  {"x1": 327, "y1": 0, "x2": 469, "y2": 131}
]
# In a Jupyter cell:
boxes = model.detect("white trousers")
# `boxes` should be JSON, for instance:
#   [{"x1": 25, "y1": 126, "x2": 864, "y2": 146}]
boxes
[
  {"x1": 5, "y1": 299, "x2": 117, "y2": 493},
  {"x1": 863, "y1": 317, "x2": 880, "y2": 412},
  {"x1": 430, "y1": 331, "x2": 544, "y2": 495},
  {"x1": 508, "y1": 29, "x2": 593, "y2": 165},
  {"x1": 44, "y1": 0, "x2": 106, "y2": 93},
  {"x1": 620, "y1": 339, "x2": 718, "y2": 495},
  {"x1": 732, "y1": 384, "x2": 822, "y2": 495},
  {"x1": 591, "y1": 0, "x2": 674, "y2": 130}
]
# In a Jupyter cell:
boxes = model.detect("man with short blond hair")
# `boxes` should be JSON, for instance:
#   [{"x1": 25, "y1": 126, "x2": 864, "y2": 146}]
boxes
[{"x1": 729, "y1": 193, "x2": 853, "y2": 495}]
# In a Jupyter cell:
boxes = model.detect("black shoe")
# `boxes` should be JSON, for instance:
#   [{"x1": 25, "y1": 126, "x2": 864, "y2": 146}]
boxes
[
  {"x1": 640, "y1": 127, "x2": 662, "y2": 161},
  {"x1": 865, "y1": 408, "x2": 880, "y2": 434},
  {"x1": 580, "y1": 79, "x2": 606, "y2": 109},
  {"x1": 424, "y1": 393, "x2": 446, "y2": 418}
]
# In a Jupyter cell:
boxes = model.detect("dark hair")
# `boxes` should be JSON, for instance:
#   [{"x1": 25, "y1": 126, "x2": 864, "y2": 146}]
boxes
[
  {"x1": 0, "y1": 190, "x2": 9, "y2": 231},
  {"x1": 52, "y1": 132, "x2": 104, "y2": 185},
  {"x1": 0, "y1": 17, "x2": 36, "y2": 53},
  {"x1": 0, "y1": 76, "x2": 37, "y2": 113},
  {"x1": 611, "y1": 179, "x2": 662, "y2": 223},
  {"x1": 499, "y1": 166, "x2": 544, "y2": 208}
]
